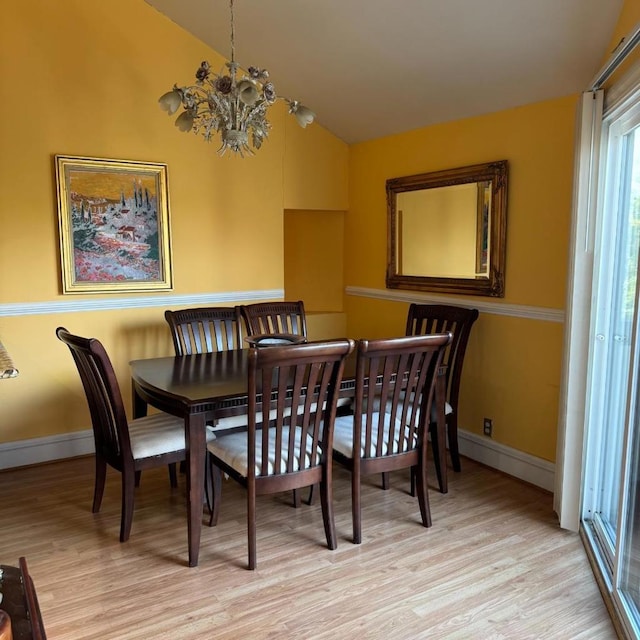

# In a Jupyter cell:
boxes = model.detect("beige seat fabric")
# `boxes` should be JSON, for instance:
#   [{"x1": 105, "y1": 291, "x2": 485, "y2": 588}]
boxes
[{"x1": 208, "y1": 426, "x2": 320, "y2": 476}]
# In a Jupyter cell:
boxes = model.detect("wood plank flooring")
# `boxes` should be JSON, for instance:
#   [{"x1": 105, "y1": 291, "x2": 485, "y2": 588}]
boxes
[{"x1": 0, "y1": 455, "x2": 616, "y2": 639}]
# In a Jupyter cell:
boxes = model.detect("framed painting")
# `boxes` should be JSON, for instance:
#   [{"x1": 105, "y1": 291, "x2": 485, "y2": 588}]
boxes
[
  {"x1": 55, "y1": 155, "x2": 173, "y2": 294},
  {"x1": 475, "y1": 180, "x2": 491, "y2": 276}
]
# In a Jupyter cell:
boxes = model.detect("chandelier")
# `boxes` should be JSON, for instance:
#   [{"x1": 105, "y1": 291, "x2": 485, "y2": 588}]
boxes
[
  {"x1": 158, "y1": 0, "x2": 315, "y2": 157},
  {"x1": 0, "y1": 340, "x2": 18, "y2": 379}
]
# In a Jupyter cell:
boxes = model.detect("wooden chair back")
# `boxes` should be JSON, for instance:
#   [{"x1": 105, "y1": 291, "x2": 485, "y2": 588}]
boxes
[
  {"x1": 405, "y1": 304, "x2": 479, "y2": 412},
  {"x1": 350, "y1": 334, "x2": 451, "y2": 465},
  {"x1": 247, "y1": 339, "x2": 353, "y2": 483},
  {"x1": 240, "y1": 301, "x2": 307, "y2": 338},
  {"x1": 56, "y1": 327, "x2": 131, "y2": 470},
  {"x1": 165, "y1": 306, "x2": 243, "y2": 355}
]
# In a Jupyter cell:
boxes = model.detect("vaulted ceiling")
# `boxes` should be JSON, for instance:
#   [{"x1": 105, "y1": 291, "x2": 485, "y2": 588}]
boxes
[{"x1": 145, "y1": 0, "x2": 623, "y2": 144}]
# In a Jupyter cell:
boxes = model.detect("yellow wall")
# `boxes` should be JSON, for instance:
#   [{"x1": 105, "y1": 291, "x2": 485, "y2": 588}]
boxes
[
  {"x1": 284, "y1": 210, "x2": 345, "y2": 313},
  {"x1": 0, "y1": 0, "x2": 347, "y2": 445},
  {"x1": 283, "y1": 119, "x2": 349, "y2": 211},
  {"x1": 346, "y1": 96, "x2": 576, "y2": 462}
]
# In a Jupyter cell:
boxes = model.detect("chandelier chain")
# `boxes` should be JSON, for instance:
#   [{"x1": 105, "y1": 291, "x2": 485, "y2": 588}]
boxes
[{"x1": 229, "y1": 0, "x2": 235, "y2": 64}]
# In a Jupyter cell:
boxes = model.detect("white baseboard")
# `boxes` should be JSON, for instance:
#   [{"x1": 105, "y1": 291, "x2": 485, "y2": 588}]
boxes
[
  {"x1": 0, "y1": 430, "x2": 94, "y2": 470},
  {"x1": 1, "y1": 427, "x2": 556, "y2": 492},
  {"x1": 458, "y1": 429, "x2": 555, "y2": 491}
]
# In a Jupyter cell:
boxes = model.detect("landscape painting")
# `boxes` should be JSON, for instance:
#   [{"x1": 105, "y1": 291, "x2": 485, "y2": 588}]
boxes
[{"x1": 55, "y1": 155, "x2": 173, "y2": 294}]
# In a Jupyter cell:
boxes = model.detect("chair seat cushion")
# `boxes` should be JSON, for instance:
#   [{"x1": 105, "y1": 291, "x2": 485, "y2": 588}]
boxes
[
  {"x1": 207, "y1": 426, "x2": 320, "y2": 477},
  {"x1": 129, "y1": 412, "x2": 215, "y2": 459},
  {"x1": 333, "y1": 413, "x2": 418, "y2": 459}
]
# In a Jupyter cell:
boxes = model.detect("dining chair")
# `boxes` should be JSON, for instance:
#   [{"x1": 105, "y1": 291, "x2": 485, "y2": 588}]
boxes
[
  {"x1": 164, "y1": 306, "x2": 243, "y2": 355},
  {"x1": 405, "y1": 304, "x2": 479, "y2": 473},
  {"x1": 164, "y1": 306, "x2": 249, "y2": 508},
  {"x1": 164, "y1": 306, "x2": 248, "y2": 436},
  {"x1": 207, "y1": 338, "x2": 355, "y2": 569},
  {"x1": 240, "y1": 300, "x2": 307, "y2": 338},
  {"x1": 56, "y1": 327, "x2": 212, "y2": 542},
  {"x1": 239, "y1": 300, "x2": 311, "y2": 507},
  {"x1": 332, "y1": 333, "x2": 451, "y2": 544}
]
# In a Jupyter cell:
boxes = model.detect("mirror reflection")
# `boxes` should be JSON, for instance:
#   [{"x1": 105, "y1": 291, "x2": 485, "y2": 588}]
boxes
[{"x1": 386, "y1": 160, "x2": 508, "y2": 297}]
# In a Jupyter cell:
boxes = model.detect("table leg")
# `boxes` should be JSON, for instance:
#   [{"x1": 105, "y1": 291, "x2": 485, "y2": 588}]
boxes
[
  {"x1": 186, "y1": 413, "x2": 207, "y2": 567},
  {"x1": 131, "y1": 381, "x2": 148, "y2": 418}
]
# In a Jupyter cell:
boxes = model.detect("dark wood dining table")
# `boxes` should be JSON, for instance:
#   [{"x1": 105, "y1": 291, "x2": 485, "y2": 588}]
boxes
[{"x1": 130, "y1": 348, "x2": 448, "y2": 567}]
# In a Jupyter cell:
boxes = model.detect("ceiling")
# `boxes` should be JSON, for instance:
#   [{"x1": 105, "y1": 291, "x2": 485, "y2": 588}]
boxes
[{"x1": 145, "y1": 0, "x2": 624, "y2": 144}]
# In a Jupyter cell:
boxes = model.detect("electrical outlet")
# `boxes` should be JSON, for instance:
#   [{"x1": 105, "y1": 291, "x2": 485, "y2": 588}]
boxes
[{"x1": 483, "y1": 418, "x2": 493, "y2": 437}]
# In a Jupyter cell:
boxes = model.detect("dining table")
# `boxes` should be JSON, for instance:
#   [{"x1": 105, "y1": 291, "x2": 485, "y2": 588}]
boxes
[{"x1": 130, "y1": 347, "x2": 448, "y2": 567}]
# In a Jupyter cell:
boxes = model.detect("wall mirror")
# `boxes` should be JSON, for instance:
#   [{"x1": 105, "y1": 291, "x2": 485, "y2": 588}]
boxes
[{"x1": 386, "y1": 160, "x2": 508, "y2": 297}]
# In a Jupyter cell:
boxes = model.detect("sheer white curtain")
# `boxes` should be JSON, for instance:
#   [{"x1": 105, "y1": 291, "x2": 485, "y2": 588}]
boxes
[{"x1": 554, "y1": 90, "x2": 603, "y2": 530}]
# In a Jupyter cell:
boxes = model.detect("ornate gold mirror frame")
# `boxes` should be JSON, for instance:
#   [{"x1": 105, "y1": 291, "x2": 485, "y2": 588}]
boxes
[{"x1": 386, "y1": 160, "x2": 508, "y2": 297}]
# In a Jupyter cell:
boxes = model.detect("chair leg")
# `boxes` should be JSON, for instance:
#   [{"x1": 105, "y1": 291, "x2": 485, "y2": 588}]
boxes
[
  {"x1": 247, "y1": 484, "x2": 257, "y2": 570},
  {"x1": 430, "y1": 422, "x2": 444, "y2": 493},
  {"x1": 381, "y1": 471, "x2": 390, "y2": 490},
  {"x1": 208, "y1": 461, "x2": 222, "y2": 527},
  {"x1": 204, "y1": 455, "x2": 212, "y2": 515},
  {"x1": 415, "y1": 457, "x2": 432, "y2": 528},
  {"x1": 292, "y1": 488, "x2": 301, "y2": 508},
  {"x1": 410, "y1": 466, "x2": 416, "y2": 497},
  {"x1": 120, "y1": 470, "x2": 136, "y2": 542},
  {"x1": 168, "y1": 463, "x2": 178, "y2": 488},
  {"x1": 306, "y1": 483, "x2": 317, "y2": 505},
  {"x1": 134, "y1": 470, "x2": 142, "y2": 488},
  {"x1": 448, "y1": 413, "x2": 462, "y2": 472},
  {"x1": 92, "y1": 456, "x2": 107, "y2": 513},
  {"x1": 352, "y1": 472, "x2": 362, "y2": 545},
  {"x1": 320, "y1": 465, "x2": 337, "y2": 551}
]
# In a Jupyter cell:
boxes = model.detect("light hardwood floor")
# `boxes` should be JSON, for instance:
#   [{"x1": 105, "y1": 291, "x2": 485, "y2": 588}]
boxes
[{"x1": 0, "y1": 455, "x2": 616, "y2": 639}]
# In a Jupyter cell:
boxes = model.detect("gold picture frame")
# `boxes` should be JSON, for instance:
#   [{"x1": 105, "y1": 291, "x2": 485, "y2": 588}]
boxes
[{"x1": 55, "y1": 155, "x2": 173, "y2": 294}]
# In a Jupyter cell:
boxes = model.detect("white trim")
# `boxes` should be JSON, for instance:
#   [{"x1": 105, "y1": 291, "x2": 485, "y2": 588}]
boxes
[
  {"x1": 0, "y1": 426, "x2": 554, "y2": 491},
  {"x1": 458, "y1": 429, "x2": 555, "y2": 492},
  {"x1": 1, "y1": 286, "x2": 562, "y2": 323},
  {"x1": 589, "y1": 21, "x2": 640, "y2": 90},
  {"x1": 0, "y1": 430, "x2": 94, "y2": 470},
  {"x1": 0, "y1": 289, "x2": 285, "y2": 317},
  {"x1": 346, "y1": 286, "x2": 564, "y2": 323},
  {"x1": 603, "y1": 58, "x2": 640, "y2": 117}
]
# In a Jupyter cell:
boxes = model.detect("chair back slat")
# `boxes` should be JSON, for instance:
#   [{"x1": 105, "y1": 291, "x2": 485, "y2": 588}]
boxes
[
  {"x1": 240, "y1": 301, "x2": 307, "y2": 339},
  {"x1": 56, "y1": 327, "x2": 131, "y2": 466},
  {"x1": 405, "y1": 304, "x2": 479, "y2": 406},
  {"x1": 165, "y1": 307, "x2": 242, "y2": 355},
  {"x1": 353, "y1": 334, "x2": 451, "y2": 461},
  {"x1": 247, "y1": 339, "x2": 353, "y2": 479}
]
